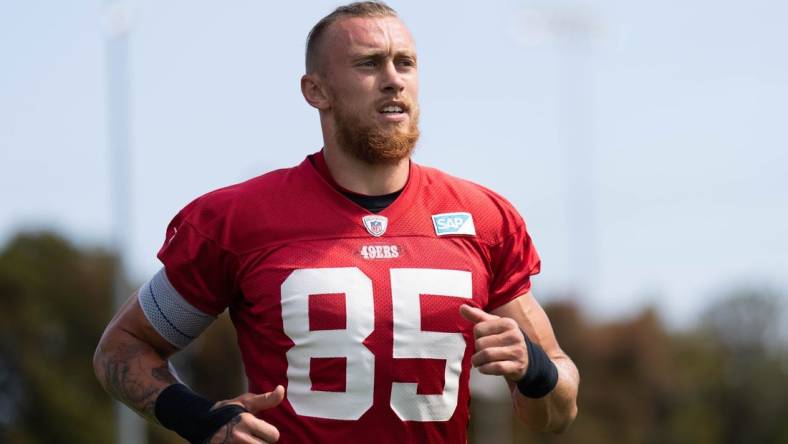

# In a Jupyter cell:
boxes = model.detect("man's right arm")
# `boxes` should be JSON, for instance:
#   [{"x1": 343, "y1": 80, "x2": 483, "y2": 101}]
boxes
[
  {"x1": 93, "y1": 289, "x2": 283, "y2": 443},
  {"x1": 93, "y1": 290, "x2": 180, "y2": 422}
]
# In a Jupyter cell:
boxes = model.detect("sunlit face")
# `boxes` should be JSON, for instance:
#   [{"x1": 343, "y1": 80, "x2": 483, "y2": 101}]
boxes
[{"x1": 319, "y1": 16, "x2": 420, "y2": 164}]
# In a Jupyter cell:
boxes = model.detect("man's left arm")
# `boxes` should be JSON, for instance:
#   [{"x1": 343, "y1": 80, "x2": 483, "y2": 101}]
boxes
[{"x1": 460, "y1": 292, "x2": 579, "y2": 432}]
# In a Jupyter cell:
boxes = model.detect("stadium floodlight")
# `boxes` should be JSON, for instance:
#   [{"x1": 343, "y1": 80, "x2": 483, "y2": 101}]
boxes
[
  {"x1": 507, "y1": 6, "x2": 602, "y2": 48},
  {"x1": 101, "y1": 1, "x2": 146, "y2": 443},
  {"x1": 101, "y1": 0, "x2": 135, "y2": 37}
]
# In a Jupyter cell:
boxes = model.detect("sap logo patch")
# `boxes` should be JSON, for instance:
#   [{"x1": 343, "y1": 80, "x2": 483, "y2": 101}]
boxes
[{"x1": 431, "y1": 212, "x2": 476, "y2": 236}]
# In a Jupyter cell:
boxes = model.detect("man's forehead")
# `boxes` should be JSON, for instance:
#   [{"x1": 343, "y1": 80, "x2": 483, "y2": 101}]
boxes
[{"x1": 328, "y1": 16, "x2": 416, "y2": 54}]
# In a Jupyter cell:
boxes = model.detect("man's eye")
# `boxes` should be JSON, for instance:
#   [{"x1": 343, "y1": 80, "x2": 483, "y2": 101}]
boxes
[{"x1": 358, "y1": 60, "x2": 376, "y2": 67}]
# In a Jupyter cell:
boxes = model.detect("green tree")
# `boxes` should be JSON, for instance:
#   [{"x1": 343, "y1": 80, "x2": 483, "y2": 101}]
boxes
[
  {"x1": 498, "y1": 290, "x2": 788, "y2": 444},
  {"x1": 0, "y1": 231, "x2": 245, "y2": 444},
  {"x1": 0, "y1": 232, "x2": 116, "y2": 443},
  {"x1": 695, "y1": 288, "x2": 788, "y2": 444}
]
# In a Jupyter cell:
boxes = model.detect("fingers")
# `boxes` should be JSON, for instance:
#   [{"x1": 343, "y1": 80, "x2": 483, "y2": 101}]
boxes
[
  {"x1": 474, "y1": 328, "x2": 521, "y2": 351},
  {"x1": 461, "y1": 305, "x2": 528, "y2": 381},
  {"x1": 207, "y1": 413, "x2": 281, "y2": 444},
  {"x1": 460, "y1": 305, "x2": 522, "y2": 339},
  {"x1": 209, "y1": 387, "x2": 285, "y2": 443},
  {"x1": 473, "y1": 317, "x2": 521, "y2": 339},
  {"x1": 471, "y1": 342, "x2": 526, "y2": 367},
  {"x1": 477, "y1": 360, "x2": 525, "y2": 378},
  {"x1": 241, "y1": 412, "x2": 281, "y2": 442},
  {"x1": 243, "y1": 385, "x2": 285, "y2": 413},
  {"x1": 459, "y1": 304, "x2": 497, "y2": 324},
  {"x1": 471, "y1": 341, "x2": 528, "y2": 381}
]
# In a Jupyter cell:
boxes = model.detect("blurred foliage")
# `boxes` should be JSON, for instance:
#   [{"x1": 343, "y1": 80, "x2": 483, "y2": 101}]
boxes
[
  {"x1": 1, "y1": 231, "x2": 786, "y2": 443},
  {"x1": 0, "y1": 231, "x2": 115, "y2": 444},
  {"x1": 0, "y1": 232, "x2": 244, "y2": 444},
  {"x1": 506, "y1": 291, "x2": 788, "y2": 444}
]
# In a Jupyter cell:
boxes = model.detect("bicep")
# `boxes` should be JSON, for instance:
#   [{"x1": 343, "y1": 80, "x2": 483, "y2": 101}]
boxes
[
  {"x1": 134, "y1": 268, "x2": 218, "y2": 351},
  {"x1": 99, "y1": 267, "x2": 219, "y2": 359},
  {"x1": 102, "y1": 290, "x2": 179, "y2": 359}
]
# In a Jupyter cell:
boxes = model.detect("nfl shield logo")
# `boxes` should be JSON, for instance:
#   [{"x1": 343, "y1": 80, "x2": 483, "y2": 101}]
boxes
[{"x1": 362, "y1": 215, "x2": 388, "y2": 237}]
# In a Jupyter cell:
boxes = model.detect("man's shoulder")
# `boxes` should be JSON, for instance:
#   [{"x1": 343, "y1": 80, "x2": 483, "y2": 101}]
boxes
[
  {"x1": 203, "y1": 164, "x2": 302, "y2": 202},
  {"x1": 183, "y1": 165, "x2": 296, "y2": 212},
  {"x1": 417, "y1": 164, "x2": 506, "y2": 200},
  {"x1": 415, "y1": 164, "x2": 527, "y2": 243},
  {"x1": 169, "y1": 161, "x2": 313, "y2": 241}
]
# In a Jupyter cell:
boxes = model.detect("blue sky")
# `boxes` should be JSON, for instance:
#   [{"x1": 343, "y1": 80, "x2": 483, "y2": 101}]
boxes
[{"x1": 2, "y1": 0, "x2": 786, "y2": 327}]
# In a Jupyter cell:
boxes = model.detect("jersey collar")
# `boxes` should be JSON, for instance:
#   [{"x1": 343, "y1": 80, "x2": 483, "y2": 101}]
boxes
[{"x1": 300, "y1": 150, "x2": 422, "y2": 228}]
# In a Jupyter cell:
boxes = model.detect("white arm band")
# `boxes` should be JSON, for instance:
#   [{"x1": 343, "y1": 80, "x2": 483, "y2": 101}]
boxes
[{"x1": 137, "y1": 268, "x2": 216, "y2": 349}]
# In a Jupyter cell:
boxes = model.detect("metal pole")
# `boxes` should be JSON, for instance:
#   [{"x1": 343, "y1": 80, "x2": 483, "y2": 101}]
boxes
[
  {"x1": 103, "y1": 2, "x2": 146, "y2": 443},
  {"x1": 557, "y1": 18, "x2": 597, "y2": 298},
  {"x1": 507, "y1": 6, "x2": 600, "y2": 298}
]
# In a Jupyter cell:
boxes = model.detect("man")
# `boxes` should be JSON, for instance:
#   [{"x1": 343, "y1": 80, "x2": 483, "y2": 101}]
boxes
[{"x1": 93, "y1": 2, "x2": 579, "y2": 443}]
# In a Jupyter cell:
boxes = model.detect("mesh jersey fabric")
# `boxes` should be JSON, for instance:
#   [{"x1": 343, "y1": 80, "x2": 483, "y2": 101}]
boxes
[
  {"x1": 157, "y1": 152, "x2": 541, "y2": 444},
  {"x1": 138, "y1": 268, "x2": 216, "y2": 349}
]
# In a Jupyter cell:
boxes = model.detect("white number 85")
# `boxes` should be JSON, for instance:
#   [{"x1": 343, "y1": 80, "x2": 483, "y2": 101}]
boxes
[{"x1": 281, "y1": 267, "x2": 472, "y2": 422}]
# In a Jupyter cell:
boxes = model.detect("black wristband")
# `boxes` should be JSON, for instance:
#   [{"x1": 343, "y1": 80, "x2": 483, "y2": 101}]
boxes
[
  {"x1": 154, "y1": 383, "x2": 248, "y2": 444},
  {"x1": 516, "y1": 331, "x2": 559, "y2": 399}
]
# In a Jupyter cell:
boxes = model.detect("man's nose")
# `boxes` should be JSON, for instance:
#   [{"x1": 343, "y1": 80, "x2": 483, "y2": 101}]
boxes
[{"x1": 380, "y1": 60, "x2": 406, "y2": 93}]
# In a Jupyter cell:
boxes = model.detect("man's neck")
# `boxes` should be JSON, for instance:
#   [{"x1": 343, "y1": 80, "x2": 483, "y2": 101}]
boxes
[{"x1": 322, "y1": 145, "x2": 410, "y2": 196}]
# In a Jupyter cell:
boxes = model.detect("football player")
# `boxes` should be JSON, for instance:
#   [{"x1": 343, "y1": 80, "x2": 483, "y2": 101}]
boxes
[{"x1": 94, "y1": 2, "x2": 579, "y2": 443}]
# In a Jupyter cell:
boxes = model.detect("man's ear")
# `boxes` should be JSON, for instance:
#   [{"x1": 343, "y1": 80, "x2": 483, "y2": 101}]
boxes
[{"x1": 301, "y1": 74, "x2": 331, "y2": 110}]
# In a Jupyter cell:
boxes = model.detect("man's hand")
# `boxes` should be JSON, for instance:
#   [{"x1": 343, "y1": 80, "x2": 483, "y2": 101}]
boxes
[
  {"x1": 206, "y1": 385, "x2": 285, "y2": 444},
  {"x1": 460, "y1": 304, "x2": 529, "y2": 382}
]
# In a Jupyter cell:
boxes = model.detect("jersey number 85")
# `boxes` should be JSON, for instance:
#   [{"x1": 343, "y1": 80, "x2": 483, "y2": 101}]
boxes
[{"x1": 281, "y1": 267, "x2": 471, "y2": 422}]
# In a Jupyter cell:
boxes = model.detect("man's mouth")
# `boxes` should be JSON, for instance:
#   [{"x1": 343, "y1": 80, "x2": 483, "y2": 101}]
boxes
[
  {"x1": 380, "y1": 105, "x2": 404, "y2": 114},
  {"x1": 378, "y1": 101, "x2": 408, "y2": 116},
  {"x1": 377, "y1": 101, "x2": 409, "y2": 122}
]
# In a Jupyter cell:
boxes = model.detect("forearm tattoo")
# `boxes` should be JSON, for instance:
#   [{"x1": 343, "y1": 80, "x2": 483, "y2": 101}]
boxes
[{"x1": 100, "y1": 342, "x2": 177, "y2": 420}]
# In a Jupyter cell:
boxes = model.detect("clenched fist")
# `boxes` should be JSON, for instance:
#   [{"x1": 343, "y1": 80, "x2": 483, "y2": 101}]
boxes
[{"x1": 460, "y1": 305, "x2": 529, "y2": 382}]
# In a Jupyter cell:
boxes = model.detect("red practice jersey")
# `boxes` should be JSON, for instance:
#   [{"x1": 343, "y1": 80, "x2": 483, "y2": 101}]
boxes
[{"x1": 158, "y1": 153, "x2": 541, "y2": 443}]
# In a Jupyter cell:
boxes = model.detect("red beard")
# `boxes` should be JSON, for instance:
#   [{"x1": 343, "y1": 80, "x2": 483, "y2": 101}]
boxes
[{"x1": 332, "y1": 100, "x2": 420, "y2": 165}]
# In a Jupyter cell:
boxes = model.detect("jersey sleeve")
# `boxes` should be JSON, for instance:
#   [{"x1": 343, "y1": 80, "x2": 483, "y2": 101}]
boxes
[
  {"x1": 485, "y1": 218, "x2": 541, "y2": 311},
  {"x1": 157, "y1": 200, "x2": 240, "y2": 317}
]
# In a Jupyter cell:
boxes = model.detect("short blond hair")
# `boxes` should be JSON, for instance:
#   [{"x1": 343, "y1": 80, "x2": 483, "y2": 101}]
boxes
[{"x1": 305, "y1": 1, "x2": 398, "y2": 73}]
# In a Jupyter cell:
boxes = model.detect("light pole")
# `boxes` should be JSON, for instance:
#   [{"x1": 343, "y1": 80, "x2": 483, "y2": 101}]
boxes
[
  {"x1": 466, "y1": 7, "x2": 599, "y2": 444},
  {"x1": 508, "y1": 6, "x2": 601, "y2": 299},
  {"x1": 102, "y1": 1, "x2": 146, "y2": 443}
]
